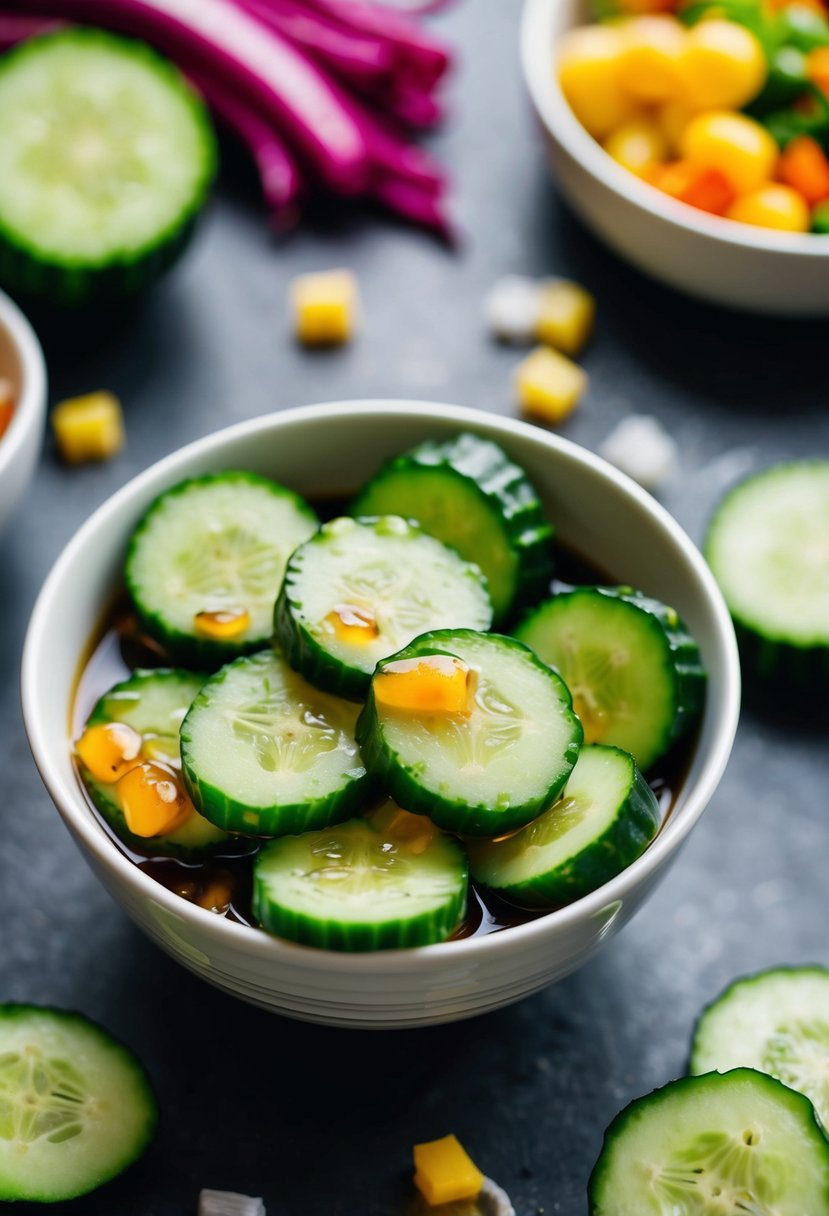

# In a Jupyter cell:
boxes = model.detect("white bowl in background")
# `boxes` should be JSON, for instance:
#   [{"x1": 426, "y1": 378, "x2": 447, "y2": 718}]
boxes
[
  {"x1": 0, "y1": 290, "x2": 46, "y2": 535},
  {"x1": 522, "y1": 0, "x2": 829, "y2": 314},
  {"x1": 22, "y1": 401, "x2": 740, "y2": 1028}
]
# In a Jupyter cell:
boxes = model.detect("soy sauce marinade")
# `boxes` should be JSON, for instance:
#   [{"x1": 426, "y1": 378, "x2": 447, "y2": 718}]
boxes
[{"x1": 71, "y1": 527, "x2": 695, "y2": 942}]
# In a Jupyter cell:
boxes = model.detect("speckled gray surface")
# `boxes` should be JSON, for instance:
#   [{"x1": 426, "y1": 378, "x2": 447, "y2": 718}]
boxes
[{"x1": 2, "y1": 2, "x2": 828, "y2": 1213}]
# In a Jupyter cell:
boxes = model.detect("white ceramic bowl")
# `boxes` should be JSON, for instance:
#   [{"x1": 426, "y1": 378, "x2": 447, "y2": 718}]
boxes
[
  {"x1": 22, "y1": 401, "x2": 740, "y2": 1028},
  {"x1": 0, "y1": 290, "x2": 46, "y2": 535},
  {"x1": 522, "y1": 0, "x2": 829, "y2": 314}
]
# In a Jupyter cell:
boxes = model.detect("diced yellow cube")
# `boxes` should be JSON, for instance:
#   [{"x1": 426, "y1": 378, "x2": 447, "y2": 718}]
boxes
[
  {"x1": 514, "y1": 347, "x2": 587, "y2": 425},
  {"x1": 52, "y1": 391, "x2": 124, "y2": 464},
  {"x1": 413, "y1": 1135, "x2": 484, "y2": 1207},
  {"x1": 535, "y1": 279, "x2": 596, "y2": 356},
  {"x1": 290, "y1": 268, "x2": 358, "y2": 346}
]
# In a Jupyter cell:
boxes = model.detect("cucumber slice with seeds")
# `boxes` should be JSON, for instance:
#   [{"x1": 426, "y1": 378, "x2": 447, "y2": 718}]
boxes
[
  {"x1": 351, "y1": 432, "x2": 553, "y2": 620},
  {"x1": 252, "y1": 814, "x2": 468, "y2": 950},
  {"x1": 514, "y1": 586, "x2": 705, "y2": 771},
  {"x1": 588, "y1": 1069, "x2": 829, "y2": 1215},
  {"x1": 0, "y1": 1004, "x2": 157, "y2": 1203},
  {"x1": 126, "y1": 472, "x2": 318, "y2": 668},
  {"x1": 691, "y1": 966, "x2": 829, "y2": 1129},
  {"x1": 0, "y1": 29, "x2": 216, "y2": 307},
  {"x1": 467, "y1": 744, "x2": 660, "y2": 907},
  {"x1": 357, "y1": 629, "x2": 582, "y2": 836},
  {"x1": 181, "y1": 649, "x2": 371, "y2": 837},
  {"x1": 275, "y1": 516, "x2": 492, "y2": 700}
]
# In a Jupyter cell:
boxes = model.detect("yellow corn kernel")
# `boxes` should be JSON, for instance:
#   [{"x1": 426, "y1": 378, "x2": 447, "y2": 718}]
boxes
[
  {"x1": 515, "y1": 346, "x2": 587, "y2": 426},
  {"x1": 51, "y1": 391, "x2": 124, "y2": 465},
  {"x1": 324, "y1": 603, "x2": 379, "y2": 645},
  {"x1": 116, "y1": 762, "x2": 193, "y2": 838},
  {"x1": 374, "y1": 655, "x2": 472, "y2": 715},
  {"x1": 193, "y1": 607, "x2": 251, "y2": 641},
  {"x1": 413, "y1": 1136, "x2": 485, "y2": 1207},
  {"x1": 557, "y1": 25, "x2": 638, "y2": 139},
  {"x1": 290, "y1": 268, "x2": 358, "y2": 346},
  {"x1": 680, "y1": 110, "x2": 777, "y2": 193},
  {"x1": 617, "y1": 16, "x2": 687, "y2": 103},
  {"x1": 727, "y1": 184, "x2": 810, "y2": 231},
  {"x1": 678, "y1": 19, "x2": 767, "y2": 109},
  {"x1": 535, "y1": 279, "x2": 597, "y2": 355},
  {"x1": 604, "y1": 118, "x2": 669, "y2": 179},
  {"x1": 76, "y1": 721, "x2": 143, "y2": 783}
]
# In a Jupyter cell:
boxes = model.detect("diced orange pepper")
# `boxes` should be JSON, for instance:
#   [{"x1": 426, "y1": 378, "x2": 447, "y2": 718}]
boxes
[
  {"x1": 324, "y1": 602, "x2": 379, "y2": 645},
  {"x1": 779, "y1": 135, "x2": 829, "y2": 204},
  {"x1": 374, "y1": 655, "x2": 472, "y2": 715},
  {"x1": 0, "y1": 378, "x2": 14, "y2": 441},
  {"x1": 116, "y1": 762, "x2": 193, "y2": 838},
  {"x1": 193, "y1": 607, "x2": 251, "y2": 641},
  {"x1": 76, "y1": 721, "x2": 143, "y2": 784},
  {"x1": 654, "y1": 159, "x2": 736, "y2": 214},
  {"x1": 413, "y1": 1136, "x2": 485, "y2": 1207},
  {"x1": 807, "y1": 45, "x2": 829, "y2": 94}
]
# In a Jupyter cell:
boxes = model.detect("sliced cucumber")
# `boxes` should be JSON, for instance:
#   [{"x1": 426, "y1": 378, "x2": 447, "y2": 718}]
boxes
[
  {"x1": 181, "y1": 649, "x2": 371, "y2": 837},
  {"x1": 275, "y1": 515, "x2": 493, "y2": 700},
  {"x1": 588, "y1": 1069, "x2": 829, "y2": 1215},
  {"x1": 0, "y1": 1004, "x2": 156, "y2": 1203},
  {"x1": 0, "y1": 29, "x2": 217, "y2": 307},
  {"x1": 125, "y1": 472, "x2": 318, "y2": 668},
  {"x1": 79, "y1": 668, "x2": 232, "y2": 859},
  {"x1": 514, "y1": 586, "x2": 705, "y2": 771},
  {"x1": 691, "y1": 966, "x2": 829, "y2": 1129},
  {"x1": 252, "y1": 814, "x2": 468, "y2": 950},
  {"x1": 357, "y1": 629, "x2": 582, "y2": 837},
  {"x1": 467, "y1": 744, "x2": 660, "y2": 907},
  {"x1": 705, "y1": 462, "x2": 829, "y2": 686},
  {"x1": 350, "y1": 433, "x2": 553, "y2": 620}
]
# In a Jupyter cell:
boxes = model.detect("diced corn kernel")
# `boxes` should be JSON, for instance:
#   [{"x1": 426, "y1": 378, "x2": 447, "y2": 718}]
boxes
[
  {"x1": 52, "y1": 391, "x2": 124, "y2": 465},
  {"x1": 116, "y1": 762, "x2": 193, "y2": 838},
  {"x1": 324, "y1": 603, "x2": 379, "y2": 645},
  {"x1": 483, "y1": 275, "x2": 542, "y2": 344},
  {"x1": 193, "y1": 607, "x2": 251, "y2": 641},
  {"x1": 604, "y1": 118, "x2": 669, "y2": 179},
  {"x1": 617, "y1": 16, "x2": 687, "y2": 103},
  {"x1": 680, "y1": 111, "x2": 777, "y2": 194},
  {"x1": 0, "y1": 377, "x2": 14, "y2": 441},
  {"x1": 514, "y1": 346, "x2": 587, "y2": 426},
  {"x1": 727, "y1": 183, "x2": 811, "y2": 231},
  {"x1": 599, "y1": 413, "x2": 678, "y2": 490},
  {"x1": 413, "y1": 1136, "x2": 485, "y2": 1207},
  {"x1": 678, "y1": 19, "x2": 767, "y2": 109},
  {"x1": 76, "y1": 722, "x2": 143, "y2": 784},
  {"x1": 557, "y1": 25, "x2": 638, "y2": 139},
  {"x1": 375, "y1": 655, "x2": 472, "y2": 715},
  {"x1": 536, "y1": 279, "x2": 596, "y2": 355},
  {"x1": 290, "y1": 269, "x2": 358, "y2": 346}
]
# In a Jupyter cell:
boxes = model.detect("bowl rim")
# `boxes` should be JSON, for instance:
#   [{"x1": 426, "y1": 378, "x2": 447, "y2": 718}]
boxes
[
  {"x1": 21, "y1": 399, "x2": 741, "y2": 974},
  {"x1": 0, "y1": 288, "x2": 46, "y2": 484},
  {"x1": 521, "y1": 0, "x2": 829, "y2": 259}
]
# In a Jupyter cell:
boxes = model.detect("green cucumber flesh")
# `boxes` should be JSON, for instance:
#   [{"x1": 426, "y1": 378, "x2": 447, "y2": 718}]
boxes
[
  {"x1": 588, "y1": 1068, "x2": 829, "y2": 1215},
  {"x1": 252, "y1": 815, "x2": 468, "y2": 950},
  {"x1": 691, "y1": 966, "x2": 829, "y2": 1129},
  {"x1": 514, "y1": 586, "x2": 705, "y2": 771},
  {"x1": 181, "y1": 649, "x2": 371, "y2": 837},
  {"x1": 0, "y1": 29, "x2": 217, "y2": 306},
  {"x1": 0, "y1": 1004, "x2": 156, "y2": 1203},
  {"x1": 125, "y1": 472, "x2": 318, "y2": 668},
  {"x1": 275, "y1": 515, "x2": 492, "y2": 700},
  {"x1": 467, "y1": 744, "x2": 660, "y2": 906},
  {"x1": 357, "y1": 629, "x2": 582, "y2": 836},
  {"x1": 350, "y1": 432, "x2": 553, "y2": 620}
]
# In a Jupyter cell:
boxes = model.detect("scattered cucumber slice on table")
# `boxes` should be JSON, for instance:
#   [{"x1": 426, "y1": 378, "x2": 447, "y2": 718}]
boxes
[
  {"x1": 514, "y1": 585, "x2": 705, "y2": 771},
  {"x1": 275, "y1": 515, "x2": 493, "y2": 700},
  {"x1": 253, "y1": 809, "x2": 468, "y2": 950},
  {"x1": 691, "y1": 965, "x2": 829, "y2": 1128},
  {"x1": 181, "y1": 649, "x2": 371, "y2": 836},
  {"x1": 357, "y1": 629, "x2": 582, "y2": 836},
  {"x1": 0, "y1": 29, "x2": 217, "y2": 307},
  {"x1": 0, "y1": 1004, "x2": 156, "y2": 1203},
  {"x1": 467, "y1": 744, "x2": 660, "y2": 907},
  {"x1": 350, "y1": 433, "x2": 553, "y2": 621},
  {"x1": 705, "y1": 461, "x2": 829, "y2": 686},
  {"x1": 588, "y1": 1069, "x2": 829, "y2": 1215},
  {"x1": 126, "y1": 472, "x2": 318, "y2": 668}
]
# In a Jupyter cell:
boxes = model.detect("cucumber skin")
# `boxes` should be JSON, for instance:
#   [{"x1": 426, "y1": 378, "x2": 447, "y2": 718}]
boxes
[
  {"x1": 0, "y1": 30, "x2": 218, "y2": 309},
  {"x1": 350, "y1": 433, "x2": 554, "y2": 621},
  {"x1": 356, "y1": 630, "x2": 583, "y2": 837}
]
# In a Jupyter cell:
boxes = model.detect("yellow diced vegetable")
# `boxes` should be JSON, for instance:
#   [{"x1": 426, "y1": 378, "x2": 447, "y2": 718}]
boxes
[
  {"x1": 413, "y1": 1135, "x2": 485, "y2": 1207},
  {"x1": 374, "y1": 655, "x2": 472, "y2": 715},
  {"x1": 76, "y1": 721, "x2": 143, "y2": 784},
  {"x1": 557, "y1": 25, "x2": 637, "y2": 139},
  {"x1": 604, "y1": 118, "x2": 668, "y2": 179},
  {"x1": 536, "y1": 278, "x2": 596, "y2": 354},
  {"x1": 617, "y1": 16, "x2": 687, "y2": 103},
  {"x1": 52, "y1": 391, "x2": 124, "y2": 465},
  {"x1": 514, "y1": 346, "x2": 587, "y2": 425},
  {"x1": 680, "y1": 110, "x2": 777, "y2": 194},
  {"x1": 193, "y1": 607, "x2": 251, "y2": 641},
  {"x1": 290, "y1": 268, "x2": 358, "y2": 346},
  {"x1": 116, "y1": 762, "x2": 193, "y2": 838},
  {"x1": 324, "y1": 602, "x2": 379, "y2": 645},
  {"x1": 678, "y1": 19, "x2": 767, "y2": 110},
  {"x1": 727, "y1": 184, "x2": 810, "y2": 232}
]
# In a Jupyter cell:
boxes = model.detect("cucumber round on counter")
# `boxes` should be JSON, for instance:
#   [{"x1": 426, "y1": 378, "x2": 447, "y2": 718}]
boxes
[
  {"x1": 0, "y1": 1004, "x2": 157, "y2": 1203},
  {"x1": 252, "y1": 809, "x2": 468, "y2": 950},
  {"x1": 275, "y1": 515, "x2": 493, "y2": 700},
  {"x1": 77, "y1": 668, "x2": 233, "y2": 859},
  {"x1": 350, "y1": 432, "x2": 553, "y2": 620},
  {"x1": 126, "y1": 472, "x2": 318, "y2": 668},
  {"x1": 181, "y1": 649, "x2": 371, "y2": 837},
  {"x1": 357, "y1": 629, "x2": 582, "y2": 837},
  {"x1": 467, "y1": 745, "x2": 660, "y2": 907},
  {"x1": 705, "y1": 462, "x2": 829, "y2": 686},
  {"x1": 588, "y1": 1069, "x2": 829, "y2": 1215},
  {"x1": 0, "y1": 29, "x2": 217, "y2": 307},
  {"x1": 691, "y1": 966, "x2": 829, "y2": 1129},
  {"x1": 514, "y1": 585, "x2": 705, "y2": 771}
]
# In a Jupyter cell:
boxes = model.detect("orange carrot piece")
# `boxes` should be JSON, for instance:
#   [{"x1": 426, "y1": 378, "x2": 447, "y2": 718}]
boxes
[
  {"x1": 654, "y1": 160, "x2": 736, "y2": 214},
  {"x1": 0, "y1": 402, "x2": 12, "y2": 441},
  {"x1": 807, "y1": 46, "x2": 829, "y2": 95},
  {"x1": 779, "y1": 135, "x2": 829, "y2": 204}
]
